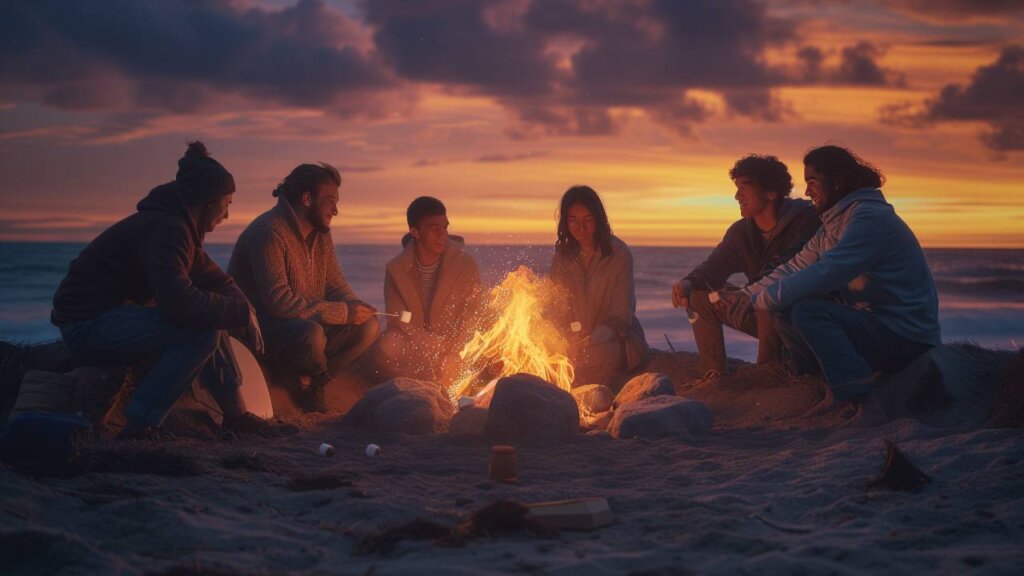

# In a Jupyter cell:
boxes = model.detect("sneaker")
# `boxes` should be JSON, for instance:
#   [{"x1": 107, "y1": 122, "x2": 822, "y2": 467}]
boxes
[{"x1": 222, "y1": 412, "x2": 298, "y2": 438}]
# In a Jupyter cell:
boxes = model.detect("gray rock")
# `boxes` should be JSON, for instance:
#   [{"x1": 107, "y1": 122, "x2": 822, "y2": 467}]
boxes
[
  {"x1": 450, "y1": 406, "x2": 488, "y2": 435},
  {"x1": 613, "y1": 372, "x2": 675, "y2": 409},
  {"x1": 580, "y1": 409, "x2": 613, "y2": 432},
  {"x1": 609, "y1": 396, "x2": 713, "y2": 439},
  {"x1": 572, "y1": 384, "x2": 614, "y2": 414},
  {"x1": 485, "y1": 373, "x2": 579, "y2": 442},
  {"x1": 343, "y1": 377, "x2": 453, "y2": 434}
]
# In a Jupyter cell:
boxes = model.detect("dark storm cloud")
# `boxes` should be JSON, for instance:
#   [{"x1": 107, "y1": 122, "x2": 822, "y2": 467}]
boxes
[
  {"x1": 793, "y1": 43, "x2": 902, "y2": 87},
  {"x1": 365, "y1": 0, "x2": 559, "y2": 97},
  {"x1": 835, "y1": 42, "x2": 902, "y2": 86},
  {"x1": 366, "y1": 0, "x2": 797, "y2": 135},
  {"x1": 0, "y1": 0, "x2": 916, "y2": 141},
  {"x1": 919, "y1": 46, "x2": 1024, "y2": 151},
  {"x1": 0, "y1": 0, "x2": 394, "y2": 113}
]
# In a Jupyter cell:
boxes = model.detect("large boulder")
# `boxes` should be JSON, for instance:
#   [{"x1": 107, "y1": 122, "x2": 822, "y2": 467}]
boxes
[
  {"x1": 613, "y1": 372, "x2": 675, "y2": 409},
  {"x1": 572, "y1": 384, "x2": 614, "y2": 414},
  {"x1": 609, "y1": 396, "x2": 713, "y2": 439},
  {"x1": 485, "y1": 373, "x2": 579, "y2": 442},
  {"x1": 342, "y1": 378, "x2": 453, "y2": 434}
]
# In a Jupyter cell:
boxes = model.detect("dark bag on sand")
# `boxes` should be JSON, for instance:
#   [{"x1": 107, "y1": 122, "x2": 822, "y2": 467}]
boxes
[{"x1": 0, "y1": 412, "x2": 92, "y2": 475}]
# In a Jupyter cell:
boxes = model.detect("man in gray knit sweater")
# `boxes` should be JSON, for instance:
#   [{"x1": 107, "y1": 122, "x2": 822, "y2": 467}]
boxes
[{"x1": 228, "y1": 163, "x2": 379, "y2": 412}]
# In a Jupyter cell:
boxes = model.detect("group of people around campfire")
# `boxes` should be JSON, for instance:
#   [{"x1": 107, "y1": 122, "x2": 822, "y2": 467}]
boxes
[{"x1": 49, "y1": 141, "x2": 939, "y2": 438}]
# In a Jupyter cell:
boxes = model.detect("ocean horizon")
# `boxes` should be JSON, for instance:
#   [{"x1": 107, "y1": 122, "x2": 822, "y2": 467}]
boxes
[{"x1": 2, "y1": 241, "x2": 1022, "y2": 360}]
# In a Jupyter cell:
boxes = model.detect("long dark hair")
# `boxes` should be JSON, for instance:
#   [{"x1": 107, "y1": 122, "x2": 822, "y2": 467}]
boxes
[
  {"x1": 555, "y1": 185, "x2": 613, "y2": 257},
  {"x1": 803, "y1": 145, "x2": 885, "y2": 199}
]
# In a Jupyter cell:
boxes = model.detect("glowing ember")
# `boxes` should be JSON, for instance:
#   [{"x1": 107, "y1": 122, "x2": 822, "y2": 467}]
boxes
[{"x1": 448, "y1": 266, "x2": 575, "y2": 400}]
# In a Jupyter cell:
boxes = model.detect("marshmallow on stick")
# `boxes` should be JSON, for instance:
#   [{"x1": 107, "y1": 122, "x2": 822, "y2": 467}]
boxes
[{"x1": 376, "y1": 311, "x2": 412, "y2": 323}]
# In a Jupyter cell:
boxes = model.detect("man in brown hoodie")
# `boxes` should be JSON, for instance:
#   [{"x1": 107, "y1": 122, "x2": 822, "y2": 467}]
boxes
[
  {"x1": 376, "y1": 197, "x2": 483, "y2": 383},
  {"x1": 228, "y1": 163, "x2": 379, "y2": 412}
]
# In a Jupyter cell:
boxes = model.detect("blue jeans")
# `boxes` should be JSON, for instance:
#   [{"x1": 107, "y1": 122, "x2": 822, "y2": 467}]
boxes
[
  {"x1": 58, "y1": 306, "x2": 245, "y2": 426},
  {"x1": 776, "y1": 298, "x2": 932, "y2": 402}
]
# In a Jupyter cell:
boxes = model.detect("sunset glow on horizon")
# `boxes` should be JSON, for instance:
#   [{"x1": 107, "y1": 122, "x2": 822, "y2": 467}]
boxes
[{"x1": 1, "y1": 0, "x2": 1022, "y2": 248}]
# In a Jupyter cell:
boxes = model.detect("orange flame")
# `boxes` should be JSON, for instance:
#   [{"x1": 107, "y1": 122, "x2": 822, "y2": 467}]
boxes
[{"x1": 448, "y1": 266, "x2": 575, "y2": 400}]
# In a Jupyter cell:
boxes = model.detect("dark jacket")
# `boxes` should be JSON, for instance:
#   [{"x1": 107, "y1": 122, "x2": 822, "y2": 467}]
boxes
[
  {"x1": 684, "y1": 198, "x2": 819, "y2": 290},
  {"x1": 51, "y1": 183, "x2": 250, "y2": 330}
]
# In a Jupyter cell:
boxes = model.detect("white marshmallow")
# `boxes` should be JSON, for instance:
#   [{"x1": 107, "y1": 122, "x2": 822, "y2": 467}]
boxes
[
  {"x1": 709, "y1": 291, "x2": 721, "y2": 304},
  {"x1": 318, "y1": 443, "x2": 335, "y2": 457},
  {"x1": 570, "y1": 321, "x2": 582, "y2": 333},
  {"x1": 365, "y1": 443, "x2": 382, "y2": 457},
  {"x1": 400, "y1": 310, "x2": 412, "y2": 324}
]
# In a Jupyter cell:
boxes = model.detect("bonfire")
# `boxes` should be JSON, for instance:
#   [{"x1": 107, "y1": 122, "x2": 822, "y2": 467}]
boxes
[{"x1": 447, "y1": 266, "x2": 575, "y2": 401}]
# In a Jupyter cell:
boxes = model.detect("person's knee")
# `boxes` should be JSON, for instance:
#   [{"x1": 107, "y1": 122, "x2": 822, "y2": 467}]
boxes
[
  {"x1": 294, "y1": 321, "x2": 327, "y2": 352},
  {"x1": 376, "y1": 328, "x2": 405, "y2": 359},
  {"x1": 576, "y1": 341, "x2": 624, "y2": 382},
  {"x1": 754, "y1": 308, "x2": 777, "y2": 330},
  {"x1": 357, "y1": 318, "x2": 381, "y2": 346},
  {"x1": 688, "y1": 289, "x2": 715, "y2": 315},
  {"x1": 272, "y1": 321, "x2": 327, "y2": 375},
  {"x1": 789, "y1": 298, "x2": 830, "y2": 329}
]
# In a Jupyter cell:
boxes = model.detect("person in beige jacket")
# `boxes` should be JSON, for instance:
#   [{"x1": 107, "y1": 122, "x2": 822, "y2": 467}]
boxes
[
  {"x1": 550, "y1": 185, "x2": 649, "y2": 386},
  {"x1": 376, "y1": 197, "x2": 483, "y2": 383},
  {"x1": 228, "y1": 163, "x2": 379, "y2": 412}
]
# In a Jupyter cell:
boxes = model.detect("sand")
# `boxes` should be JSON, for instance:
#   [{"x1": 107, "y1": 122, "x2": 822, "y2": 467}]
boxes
[{"x1": 3, "y1": 350, "x2": 1024, "y2": 575}]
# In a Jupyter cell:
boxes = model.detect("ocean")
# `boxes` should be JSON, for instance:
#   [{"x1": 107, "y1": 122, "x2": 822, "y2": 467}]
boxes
[{"x1": 1, "y1": 242, "x2": 1022, "y2": 360}]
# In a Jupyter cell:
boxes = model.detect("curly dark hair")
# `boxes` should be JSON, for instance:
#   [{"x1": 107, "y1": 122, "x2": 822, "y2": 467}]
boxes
[
  {"x1": 728, "y1": 154, "x2": 793, "y2": 197},
  {"x1": 555, "y1": 185, "x2": 613, "y2": 258},
  {"x1": 803, "y1": 145, "x2": 885, "y2": 197}
]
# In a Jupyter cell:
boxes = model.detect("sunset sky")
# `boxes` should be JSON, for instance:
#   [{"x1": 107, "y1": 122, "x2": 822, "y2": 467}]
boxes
[{"x1": 1, "y1": 0, "x2": 1022, "y2": 247}]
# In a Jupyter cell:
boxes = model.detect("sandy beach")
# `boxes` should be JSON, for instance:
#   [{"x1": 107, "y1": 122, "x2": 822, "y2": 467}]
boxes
[{"x1": 3, "y1": 349, "x2": 1024, "y2": 575}]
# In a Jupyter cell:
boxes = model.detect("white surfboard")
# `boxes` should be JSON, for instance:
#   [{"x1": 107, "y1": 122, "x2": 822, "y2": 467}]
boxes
[{"x1": 229, "y1": 336, "x2": 274, "y2": 419}]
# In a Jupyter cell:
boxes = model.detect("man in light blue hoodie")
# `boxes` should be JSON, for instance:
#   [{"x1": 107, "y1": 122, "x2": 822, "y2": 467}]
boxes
[{"x1": 745, "y1": 145, "x2": 940, "y2": 407}]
